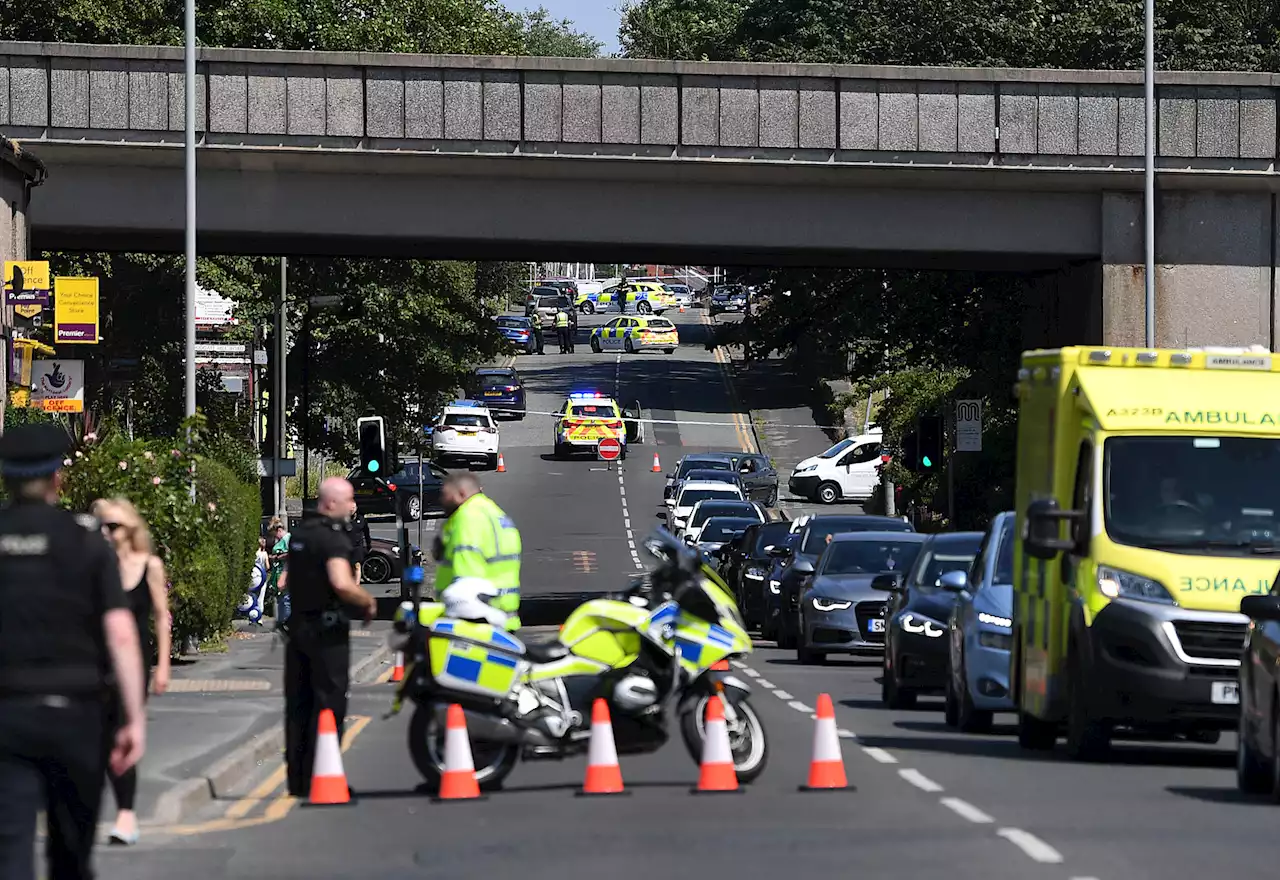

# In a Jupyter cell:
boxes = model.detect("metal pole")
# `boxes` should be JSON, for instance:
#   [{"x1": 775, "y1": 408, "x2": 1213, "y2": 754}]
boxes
[
  {"x1": 946, "y1": 404, "x2": 956, "y2": 526},
  {"x1": 301, "y1": 308, "x2": 310, "y2": 500},
  {"x1": 1143, "y1": 0, "x2": 1156, "y2": 347},
  {"x1": 274, "y1": 257, "x2": 287, "y2": 517},
  {"x1": 183, "y1": 0, "x2": 197, "y2": 417}
]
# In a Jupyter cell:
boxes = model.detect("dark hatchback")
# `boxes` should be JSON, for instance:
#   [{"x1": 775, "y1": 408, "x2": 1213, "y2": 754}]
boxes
[
  {"x1": 772, "y1": 514, "x2": 915, "y2": 649},
  {"x1": 467, "y1": 367, "x2": 526, "y2": 419},
  {"x1": 349, "y1": 459, "x2": 448, "y2": 522},
  {"x1": 719, "y1": 520, "x2": 795, "y2": 631},
  {"x1": 881, "y1": 531, "x2": 984, "y2": 708},
  {"x1": 1237, "y1": 588, "x2": 1280, "y2": 798},
  {"x1": 709, "y1": 285, "x2": 749, "y2": 316},
  {"x1": 493, "y1": 316, "x2": 537, "y2": 354}
]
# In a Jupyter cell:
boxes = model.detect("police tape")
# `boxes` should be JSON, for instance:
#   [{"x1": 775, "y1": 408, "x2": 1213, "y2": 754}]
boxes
[{"x1": 468, "y1": 406, "x2": 837, "y2": 431}]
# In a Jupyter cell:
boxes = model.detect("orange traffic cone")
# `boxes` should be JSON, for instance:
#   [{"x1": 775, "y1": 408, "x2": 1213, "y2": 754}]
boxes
[
  {"x1": 691, "y1": 696, "x2": 741, "y2": 794},
  {"x1": 497, "y1": 454, "x2": 506, "y2": 473},
  {"x1": 308, "y1": 709, "x2": 351, "y2": 806},
  {"x1": 434, "y1": 704, "x2": 485, "y2": 802},
  {"x1": 391, "y1": 651, "x2": 404, "y2": 683},
  {"x1": 799, "y1": 693, "x2": 852, "y2": 792},
  {"x1": 577, "y1": 699, "x2": 628, "y2": 797},
  {"x1": 651, "y1": 452, "x2": 662, "y2": 473}
]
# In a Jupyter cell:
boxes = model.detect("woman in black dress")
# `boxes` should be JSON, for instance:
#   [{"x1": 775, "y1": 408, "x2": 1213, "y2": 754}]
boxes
[{"x1": 92, "y1": 497, "x2": 171, "y2": 845}]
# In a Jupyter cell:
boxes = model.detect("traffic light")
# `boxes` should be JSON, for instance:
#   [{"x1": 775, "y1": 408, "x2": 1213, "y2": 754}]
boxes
[
  {"x1": 357, "y1": 416, "x2": 388, "y2": 475},
  {"x1": 898, "y1": 431, "x2": 919, "y2": 471},
  {"x1": 918, "y1": 414, "x2": 943, "y2": 471}
]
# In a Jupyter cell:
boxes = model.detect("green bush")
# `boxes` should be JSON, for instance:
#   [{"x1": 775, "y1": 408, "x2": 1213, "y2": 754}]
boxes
[{"x1": 59, "y1": 416, "x2": 260, "y2": 647}]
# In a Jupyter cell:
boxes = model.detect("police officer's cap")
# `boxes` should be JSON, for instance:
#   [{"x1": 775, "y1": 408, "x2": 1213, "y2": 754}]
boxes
[{"x1": 0, "y1": 423, "x2": 71, "y2": 479}]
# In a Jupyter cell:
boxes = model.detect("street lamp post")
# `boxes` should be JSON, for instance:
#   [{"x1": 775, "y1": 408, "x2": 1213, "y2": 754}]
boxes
[
  {"x1": 1143, "y1": 0, "x2": 1156, "y2": 348},
  {"x1": 184, "y1": 0, "x2": 197, "y2": 418}
]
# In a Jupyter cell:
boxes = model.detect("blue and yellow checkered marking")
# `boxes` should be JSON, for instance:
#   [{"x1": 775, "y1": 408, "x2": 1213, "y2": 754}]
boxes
[{"x1": 676, "y1": 638, "x2": 703, "y2": 665}]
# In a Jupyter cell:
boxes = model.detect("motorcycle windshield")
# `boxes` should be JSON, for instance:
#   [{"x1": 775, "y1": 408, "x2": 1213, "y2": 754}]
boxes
[{"x1": 677, "y1": 568, "x2": 745, "y2": 631}]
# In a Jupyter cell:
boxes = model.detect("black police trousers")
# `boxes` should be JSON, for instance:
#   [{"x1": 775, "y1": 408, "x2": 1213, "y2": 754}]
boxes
[
  {"x1": 0, "y1": 696, "x2": 111, "y2": 880},
  {"x1": 557, "y1": 327, "x2": 571, "y2": 353},
  {"x1": 284, "y1": 616, "x2": 350, "y2": 797}
]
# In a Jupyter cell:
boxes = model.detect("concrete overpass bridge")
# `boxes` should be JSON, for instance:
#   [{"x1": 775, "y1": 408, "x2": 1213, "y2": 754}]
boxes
[{"x1": 2, "y1": 41, "x2": 1279, "y2": 347}]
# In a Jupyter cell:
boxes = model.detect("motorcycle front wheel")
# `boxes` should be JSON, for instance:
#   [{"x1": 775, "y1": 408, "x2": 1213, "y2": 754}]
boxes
[
  {"x1": 408, "y1": 703, "x2": 520, "y2": 792},
  {"x1": 679, "y1": 695, "x2": 769, "y2": 783}
]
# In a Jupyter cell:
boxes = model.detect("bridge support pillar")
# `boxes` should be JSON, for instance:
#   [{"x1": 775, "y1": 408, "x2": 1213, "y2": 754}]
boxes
[{"x1": 1100, "y1": 191, "x2": 1276, "y2": 349}]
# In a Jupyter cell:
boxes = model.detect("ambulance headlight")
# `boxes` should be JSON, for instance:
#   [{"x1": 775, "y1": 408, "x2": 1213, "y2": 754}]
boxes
[{"x1": 1096, "y1": 566, "x2": 1176, "y2": 605}]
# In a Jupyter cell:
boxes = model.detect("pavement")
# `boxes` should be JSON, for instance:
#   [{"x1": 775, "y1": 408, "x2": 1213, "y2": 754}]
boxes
[{"x1": 85, "y1": 307, "x2": 1280, "y2": 880}]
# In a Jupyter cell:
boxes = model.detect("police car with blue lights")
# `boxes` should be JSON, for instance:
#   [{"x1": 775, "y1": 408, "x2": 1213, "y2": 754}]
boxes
[
  {"x1": 430, "y1": 400, "x2": 501, "y2": 469},
  {"x1": 553, "y1": 392, "x2": 627, "y2": 460}
]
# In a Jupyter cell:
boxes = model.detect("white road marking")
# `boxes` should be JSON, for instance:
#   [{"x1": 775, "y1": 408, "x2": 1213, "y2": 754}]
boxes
[
  {"x1": 773, "y1": 690, "x2": 794, "y2": 700},
  {"x1": 940, "y1": 797, "x2": 994, "y2": 824},
  {"x1": 741, "y1": 667, "x2": 759, "y2": 678},
  {"x1": 898, "y1": 769, "x2": 944, "y2": 793},
  {"x1": 862, "y1": 746, "x2": 897, "y2": 763},
  {"x1": 996, "y1": 829, "x2": 1064, "y2": 864},
  {"x1": 624, "y1": 517, "x2": 631, "y2": 529},
  {"x1": 837, "y1": 728, "x2": 856, "y2": 739},
  {"x1": 730, "y1": 660, "x2": 746, "y2": 669},
  {"x1": 787, "y1": 700, "x2": 814, "y2": 713},
  {"x1": 756, "y1": 680, "x2": 774, "y2": 689}
]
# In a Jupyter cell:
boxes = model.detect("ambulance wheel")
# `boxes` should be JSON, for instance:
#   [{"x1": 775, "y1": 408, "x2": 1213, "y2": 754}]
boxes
[
  {"x1": 410, "y1": 703, "x2": 518, "y2": 792},
  {"x1": 1064, "y1": 647, "x2": 1112, "y2": 761},
  {"x1": 580, "y1": 302, "x2": 595, "y2": 315},
  {"x1": 591, "y1": 337, "x2": 602, "y2": 353},
  {"x1": 816, "y1": 481, "x2": 841, "y2": 504}
]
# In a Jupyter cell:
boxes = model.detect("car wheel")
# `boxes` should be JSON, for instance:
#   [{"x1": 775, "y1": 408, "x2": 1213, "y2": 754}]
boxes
[
  {"x1": 638, "y1": 301, "x2": 652, "y2": 315},
  {"x1": 765, "y1": 487, "x2": 778, "y2": 507},
  {"x1": 487, "y1": 454, "x2": 499, "y2": 470},
  {"x1": 403, "y1": 494, "x2": 422, "y2": 522},
  {"x1": 943, "y1": 669, "x2": 960, "y2": 727},
  {"x1": 591, "y1": 337, "x2": 602, "y2": 353},
  {"x1": 816, "y1": 481, "x2": 841, "y2": 504},
  {"x1": 361, "y1": 553, "x2": 392, "y2": 585},
  {"x1": 624, "y1": 336, "x2": 635, "y2": 353},
  {"x1": 881, "y1": 665, "x2": 917, "y2": 709},
  {"x1": 1236, "y1": 699, "x2": 1271, "y2": 794},
  {"x1": 1271, "y1": 709, "x2": 1280, "y2": 803},
  {"x1": 581, "y1": 302, "x2": 595, "y2": 315},
  {"x1": 1064, "y1": 646, "x2": 1111, "y2": 761}
]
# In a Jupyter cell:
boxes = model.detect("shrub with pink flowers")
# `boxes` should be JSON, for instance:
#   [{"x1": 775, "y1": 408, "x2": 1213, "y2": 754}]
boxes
[{"x1": 59, "y1": 416, "x2": 260, "y2": 646}]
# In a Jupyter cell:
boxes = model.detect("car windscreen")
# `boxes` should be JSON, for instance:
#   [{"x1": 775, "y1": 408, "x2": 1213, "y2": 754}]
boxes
[
  {"x1": 685, "y1": 470, "x2": 738, "y2": 484},
  {"x1": 678, "y1": 488, "x2": 741, "y2": 508},
  {"x1": 645, "y1": 319, "x2": 675, "y2": 330},
  {"x1": 570, "y1": 404, "x2": 614, "y2": 418},
  {"x1": 1104, "y1": 435, "x2": 1280, "y2": 555},
  {"x1": 994, "y1": 520, "x2": 1015, "y2": 585},
  {"x1": 913, "y1": 544, "x2": 981, "y2": 586},
  {"x1": 752, "y1": 523, "x2": 793, "y2": 554},
  {"x1": 818, "y1": 438, "x2": 855, "y2": 459},
  {"x1": 443, "y1": 414, "x2": 488, "y2": 428},
  {"x1": 678, "y1": 458, "x2": 731, "y2": 477},
  {"x1": 691, "y1": 502, "x2": 756, "y2": 527},
  {"x1": 821, "y1": 539, "x2": 924, "y2": 576},
  {"x1": 701, "y1": 518, "x2": 759, "y2": 542},
  {"x1": 802, "y1": 519, "x2": 901, "y2": 554}
]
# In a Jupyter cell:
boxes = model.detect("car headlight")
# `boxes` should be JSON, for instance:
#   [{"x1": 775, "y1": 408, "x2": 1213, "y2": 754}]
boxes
[
  {"x1": 978, "y1": 611, "x2": 1012, "y2": 628},
  {"x1": 812, "y1": 597, "x2": 853, "y2": 612},
  {"x1": 768, "y1": 579, "x2": 781, "y2": 594},
  {"x1": 1097, "y1": 565, "x2": 1176, "y2": 605},
  {"x1": 979, "y1": 631, "x2": 1013, "y2": 650},
  {"x1": 794, "y1": 464, "x2": 817, "y2": 474},
  {"x1": 901, "y1": 612, "x2": 945, "y2": 638},
  {"x1": 745, "y1": 567, "x2": 766, "y2": 580}
]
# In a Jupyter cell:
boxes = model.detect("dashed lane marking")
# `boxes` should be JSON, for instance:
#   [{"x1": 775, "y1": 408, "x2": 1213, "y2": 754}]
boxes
[
  {"x1": 787, "y1": 700, "x2": 814, "y2": 713},
  {"x1": 898, "y1": 769, "x2": 945, "y2": 793},
  {"x1": 996, "y1": 829, "x2": 1065, "y2": 864},
  {"x1": 773, "y1": 689, "x2": 794, "y2": 700},
  {"x1": 941, "y1": 797, "x2": 994, "y2": 824},
  {"x1": 837, "y1": 728, "x2": 855, "y2": 739},
  {"x1": 756, "y1": 679, "x2": 774, "y2": 689},
  {"x1": 741, "y1": 667, "x2": 760, "y2": 678},
  {"x1": 862, "y1": 746, "x2": 897, "y2": 764}
]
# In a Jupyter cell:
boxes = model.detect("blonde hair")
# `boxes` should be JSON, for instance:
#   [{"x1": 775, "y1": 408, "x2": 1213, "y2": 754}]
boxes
[{"x1": 91, "y1": 497, "x2": 154, "y2": 555}]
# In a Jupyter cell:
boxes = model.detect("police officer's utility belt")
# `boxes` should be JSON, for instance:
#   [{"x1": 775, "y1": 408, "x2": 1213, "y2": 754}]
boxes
[{"x1": 295, "y1": 608, "x2": 350, "y2": 629}]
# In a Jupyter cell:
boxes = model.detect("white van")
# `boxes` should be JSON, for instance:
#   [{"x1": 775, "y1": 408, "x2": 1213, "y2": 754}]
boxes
[{"x1": 786, "y1": 431, "x2": 884, "y2": 504}]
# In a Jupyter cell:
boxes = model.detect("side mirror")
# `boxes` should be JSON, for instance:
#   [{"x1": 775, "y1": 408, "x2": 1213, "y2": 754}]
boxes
[
  {"x1": 1240, "y1": 594, "x2": 1280, "y2": 621},
  {"x1": 792, "y1": 559, "x2": 815, "y2": 574},
  {"x1": 938, "y1": 570, "x2": 968, "y2": 592},
  {"x1": 1023, "y1": 497, "x2": 1083, "y2": 560},
  {"x1": 768, "y1": 544, "x2": 792, "y2": 558},
  {"x1": 871, "y1": 572, "x2": 904, "y2": 592}
]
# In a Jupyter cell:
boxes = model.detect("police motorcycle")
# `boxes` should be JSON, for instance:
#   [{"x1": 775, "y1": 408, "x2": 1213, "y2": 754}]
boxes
[{"x1": 387, "y1": 528, "x2": 768, "y2": 791}]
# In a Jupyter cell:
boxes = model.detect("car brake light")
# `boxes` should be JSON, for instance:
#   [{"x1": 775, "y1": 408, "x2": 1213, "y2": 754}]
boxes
[
  {"x1": 482, "y1": 427, "x2": 497, "y2": 434},
  {"x1": 605, "y1": 421, "x2": 622, "y2": 430},
  {"x1": 387, "y1": 482, "x2": 397, "y2": 491}
]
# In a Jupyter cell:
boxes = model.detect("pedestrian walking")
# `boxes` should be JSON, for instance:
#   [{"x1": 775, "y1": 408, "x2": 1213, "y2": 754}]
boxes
[
  {"x1": 279, "y1": 477, "x2": 376, "y2": 798},
  {"x1": 0, "y1": 424, "x2": 146, "y2": 880},
  {"x1": 90, "y1": 497, "x2": 171, "y2": 846},
  {"x1": 346, "y1": 507, "x2": 372, "y2": 585}
]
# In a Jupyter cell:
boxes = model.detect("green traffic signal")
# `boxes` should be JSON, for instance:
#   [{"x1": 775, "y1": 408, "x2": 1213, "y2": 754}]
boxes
[
  {"x1": 368, "y1": 460, "x2": 380, "y2": 473},
  {"x1": 922, "y1": 456, "x2": 932, "y2": 468}
]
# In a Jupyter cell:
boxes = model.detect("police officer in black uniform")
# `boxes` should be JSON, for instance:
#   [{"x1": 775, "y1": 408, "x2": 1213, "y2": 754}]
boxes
[
  {"x1": 346, "y1": 507, "x2": 372, "y2": 586},
  {"x1": 0, "y1": 424, "x2": 147, "y2": 880},
  {"x1": 280, "y1": 476, "x2": 376, "y2": 797}
]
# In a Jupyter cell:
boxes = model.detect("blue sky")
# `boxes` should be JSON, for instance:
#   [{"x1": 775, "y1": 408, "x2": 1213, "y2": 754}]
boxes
[{"x1": 511, "y1": 1, "x2": 623, "y2": 55}]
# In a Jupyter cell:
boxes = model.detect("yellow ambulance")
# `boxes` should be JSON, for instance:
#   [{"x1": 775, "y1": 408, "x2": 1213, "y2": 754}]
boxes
[{"x1": 1012, "y1": 345, "x2": 1279, "y2": 759}]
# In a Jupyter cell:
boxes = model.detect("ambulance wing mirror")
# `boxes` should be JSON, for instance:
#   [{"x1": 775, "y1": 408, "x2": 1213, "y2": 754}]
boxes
[{"x1": 1023, "y1": 498, "x2": 1082, "y2": 560}]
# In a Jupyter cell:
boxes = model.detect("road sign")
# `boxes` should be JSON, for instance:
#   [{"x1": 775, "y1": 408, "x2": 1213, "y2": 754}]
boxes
[
  {"x1": 955, "y1": 399, "x2": 982, "y2": 452},
  {"x1": 597, "y1": 437, "x2": 622, "y2": 461}
]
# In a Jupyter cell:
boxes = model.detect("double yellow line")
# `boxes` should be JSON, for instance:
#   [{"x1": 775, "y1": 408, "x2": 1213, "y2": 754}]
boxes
[
  {"x1": 703, "y1": 312, "x2": 758, "y2": 455},
  {"x1": 161, "y1": 716, "x2": 372, "y2": 837}
]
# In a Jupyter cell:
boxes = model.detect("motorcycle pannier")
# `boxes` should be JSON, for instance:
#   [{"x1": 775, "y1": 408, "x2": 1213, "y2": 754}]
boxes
[{"x1": 427, "y1": 619, "x2": 526, "y2": 698}]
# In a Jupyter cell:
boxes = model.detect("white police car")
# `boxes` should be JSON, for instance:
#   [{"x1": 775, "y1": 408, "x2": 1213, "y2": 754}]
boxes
[{"x1": 431, "y1": 400, "x2": 500, "y2": 469}]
